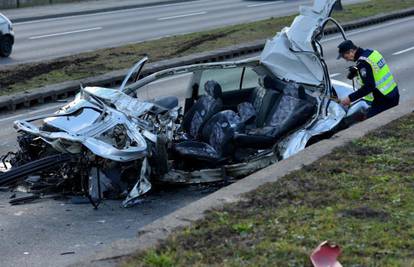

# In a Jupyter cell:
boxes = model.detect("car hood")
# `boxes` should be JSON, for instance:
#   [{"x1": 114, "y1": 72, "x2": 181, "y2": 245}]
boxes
[{"x1": 260, "y1": 0, "x2": 337, "y2": 86}]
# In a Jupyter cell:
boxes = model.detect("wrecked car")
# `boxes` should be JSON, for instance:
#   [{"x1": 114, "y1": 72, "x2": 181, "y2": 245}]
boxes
[{"x1": 0, "y1": 0, "x2": 369, "y2": 207}]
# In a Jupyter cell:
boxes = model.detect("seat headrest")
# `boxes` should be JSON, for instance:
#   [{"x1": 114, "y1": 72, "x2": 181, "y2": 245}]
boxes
[
  {"x1": 204, "y1": 80, "x2": 222, "y2": 99},
  {"x1": 262, "y1": 75, "x2": 285, "y2": 92},
  {"x1": 262, "y1": 75, "x2": 276, "y2": 89}
]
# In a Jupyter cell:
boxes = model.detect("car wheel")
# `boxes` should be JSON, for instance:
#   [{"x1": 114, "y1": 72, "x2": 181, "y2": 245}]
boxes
[{"x1": 0, "y1": 35, "x2": 13, "y2": 57}]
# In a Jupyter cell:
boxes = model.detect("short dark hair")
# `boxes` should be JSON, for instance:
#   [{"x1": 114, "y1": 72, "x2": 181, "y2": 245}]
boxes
[{"x1": 337, "y1": 40, "x2": 358, "y2": 59}]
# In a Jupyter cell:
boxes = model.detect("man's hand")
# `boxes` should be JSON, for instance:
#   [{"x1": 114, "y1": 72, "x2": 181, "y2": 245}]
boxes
[
  {"x1": 347, "y1": 66, "x2": 358, "y2": 80},
  {"x1": 341, "y1": 96, "x2": 351, "y2": 107}
]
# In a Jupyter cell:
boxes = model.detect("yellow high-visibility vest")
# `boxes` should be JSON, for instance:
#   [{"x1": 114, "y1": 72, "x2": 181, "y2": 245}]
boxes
[{"x1": 356, "y1": 50, "x2": 397, "y2": 102}]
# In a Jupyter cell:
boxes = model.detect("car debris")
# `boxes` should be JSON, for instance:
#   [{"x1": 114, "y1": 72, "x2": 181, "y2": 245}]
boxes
[
  {"x1": 0, "y1": 0, "x2": 369, "y2": 208},
  {"x1": 310, "y1": 241, "x2": 343, "y2": 267}
]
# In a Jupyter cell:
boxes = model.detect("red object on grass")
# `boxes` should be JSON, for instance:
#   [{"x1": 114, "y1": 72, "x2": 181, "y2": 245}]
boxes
[{"x1": 310, "y1": 241, "x2": 343, "y2": 267}]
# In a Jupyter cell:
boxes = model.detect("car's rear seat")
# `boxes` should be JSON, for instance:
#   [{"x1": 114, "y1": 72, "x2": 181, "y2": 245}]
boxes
[
  {"x1": 237, "y1": 77, "x2": 283, "y2": 128},
  {"x1": 235, "y1": 82, "x2": 317, "y2": 149}
]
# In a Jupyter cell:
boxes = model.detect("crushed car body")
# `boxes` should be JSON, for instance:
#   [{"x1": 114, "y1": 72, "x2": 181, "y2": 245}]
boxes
[{"x1": 0, "y1": 0, "x2": 369, "y2": 207}]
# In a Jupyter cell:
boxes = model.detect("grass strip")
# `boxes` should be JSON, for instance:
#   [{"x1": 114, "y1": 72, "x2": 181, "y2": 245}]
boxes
[
  {"x1": 1, "y1": 0, "x2": 414, "y2": 96},
  {"x1": 121, "y1": 113, "x2": 414, "y2": 266}
]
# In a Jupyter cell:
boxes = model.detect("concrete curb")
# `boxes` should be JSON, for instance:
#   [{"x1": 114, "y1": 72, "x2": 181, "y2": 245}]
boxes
[
  {"x1": 70, "y1": 94, "x2": 414, "y2": 267},
  {"x1": 9, "y1": 0, "x2": 196, "y2": 23},
  {"x1": 1, "y1": 7, "x2": 414, "y2": 112}
]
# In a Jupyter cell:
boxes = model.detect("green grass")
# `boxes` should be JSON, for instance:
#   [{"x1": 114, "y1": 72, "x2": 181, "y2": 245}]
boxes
[
  {"x1": 1, "y1": 0, "x2": 414, "y2": 96},
  {"x1": 122, "y1": 113, "x2": 414, "y2": 266}
]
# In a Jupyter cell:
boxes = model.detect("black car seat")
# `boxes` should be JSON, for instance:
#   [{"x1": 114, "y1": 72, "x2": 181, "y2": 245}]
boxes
[
  {"x1": 234, "y1": 83, "x2": 317, "y2": 149},
  {"x1": 237, "y1": 75, "x2": 282, "y2": 127},
  {"x1": 181, "y1": 80, "x2": 223, "y2": 139},
  {"x1": 174, "y1": 110, "x2": 242, "y2": 164}
]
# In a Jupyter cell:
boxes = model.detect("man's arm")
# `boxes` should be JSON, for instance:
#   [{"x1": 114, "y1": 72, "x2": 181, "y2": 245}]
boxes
[{"x1": 348, "y1": 61, "x2": 376, "y2": 102}]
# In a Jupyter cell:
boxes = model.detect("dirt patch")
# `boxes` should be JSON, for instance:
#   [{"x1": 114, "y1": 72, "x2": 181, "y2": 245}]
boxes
[
  {"x1": 349, "y1": 145, "x2": 384, "y2": 156},
  {"x1": 173, "y1": 30, "x2": 238, "y2": 55},
  {"x1": 372, "y1": 128, "x2": 400, "y2": 139},
  {"x1": 339, "y1": 206, "x2": 389, "y2": 220},
  {"x1": 0, "y1": 55, "x2": 98, "y2": 90}
]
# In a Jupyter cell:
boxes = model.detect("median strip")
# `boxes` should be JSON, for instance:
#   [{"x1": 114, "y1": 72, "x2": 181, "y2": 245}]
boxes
[
  {"x1": 75, "y1": 91, "x2": 414, "y2": 267},
  {"x1": 130, "y1": 111, "x2": 414, "y2": 266}
]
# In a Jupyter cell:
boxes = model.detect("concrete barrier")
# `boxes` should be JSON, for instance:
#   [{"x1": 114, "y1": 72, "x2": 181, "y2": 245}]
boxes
[{"x1": 1, "y1": 8, "x2": 414, "y2": 112}]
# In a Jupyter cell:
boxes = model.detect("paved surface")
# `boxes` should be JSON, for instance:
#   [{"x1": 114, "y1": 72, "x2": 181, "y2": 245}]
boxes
[
  {"x1": 0, "y1": 0, "x2": 365, "y2": 65},
  {"x1": 0, "y1": 16, "x2": 413, "y2": 267},
  {"x1": 2, "y1": 0, "x2": 194, "y2": 21}
]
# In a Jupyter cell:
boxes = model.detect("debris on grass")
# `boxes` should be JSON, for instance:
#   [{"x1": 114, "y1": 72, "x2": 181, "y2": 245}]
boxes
[{"x1": 310, "y1": 241, "x2": 342, "y2": 267}]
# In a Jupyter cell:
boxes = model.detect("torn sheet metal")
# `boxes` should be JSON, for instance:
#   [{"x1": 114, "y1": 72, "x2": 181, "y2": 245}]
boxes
[
  {"x1": 260, "y1": 0, "x2": 337, "y2": 85},
  {"x1": 14, "y1": 101, "x2": 149, "y2": 162},
  {"x1": 122, "y1": 158, "x2": 152, "y2": 208},
  {"x1": 279, "y1": 99, "x2": 346, "y2": 159}
]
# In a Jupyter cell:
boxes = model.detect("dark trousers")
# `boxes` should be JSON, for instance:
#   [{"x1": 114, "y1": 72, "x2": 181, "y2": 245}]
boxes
[{"x1": 367, "y1": 88, "x2": 400, "y2": 118}]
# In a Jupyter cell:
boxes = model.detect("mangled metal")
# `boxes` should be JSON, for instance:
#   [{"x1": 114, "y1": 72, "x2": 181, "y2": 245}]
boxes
[{"x1": 0, "y1": 0, "x2": 369, "y2": 208}]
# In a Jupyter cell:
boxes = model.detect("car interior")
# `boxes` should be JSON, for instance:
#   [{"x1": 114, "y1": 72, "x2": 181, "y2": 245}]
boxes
[{"x1": 171, "y1": 73, "x2": 318, "y2": 170}]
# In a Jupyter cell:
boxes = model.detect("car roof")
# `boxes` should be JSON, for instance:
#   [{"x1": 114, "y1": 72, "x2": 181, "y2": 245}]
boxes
[{"x1": 0, "y1": 13, "x2": 12, "y2": 25}]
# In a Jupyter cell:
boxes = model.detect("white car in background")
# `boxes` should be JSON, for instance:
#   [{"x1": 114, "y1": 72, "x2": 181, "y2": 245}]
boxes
[{"x1": 0, "y1": 13, "x2": 14, "y2": 57}]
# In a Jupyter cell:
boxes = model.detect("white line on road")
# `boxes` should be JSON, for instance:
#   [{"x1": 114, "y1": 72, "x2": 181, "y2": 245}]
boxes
[
  {"x1": 0, "y1": 103, "x2": 64, "y2": 123},
  {"x1": 393, "y1": 46, "x2": 414, "y2": 56},
  {"x1": 322, "y1": 16, "x2": 414, "y2": 43},
  {"x1": 14, "y1": 2, "x2": 197, "y2": 25},
  {"x1": 330, "y1": 73, "x2": 341, "y2": 78},
  {"x1": 247, "y1": 1, "x2": 285, "y2": 8},
  {"x1": 29, "y1": 27, "x2": 103, "y2": 40},
  {"x1": 157, "y1": 11, "x2": 207, "y2": 21}
]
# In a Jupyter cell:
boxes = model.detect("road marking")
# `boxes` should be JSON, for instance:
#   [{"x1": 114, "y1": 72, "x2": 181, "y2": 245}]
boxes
[
  {"x1": 330, "y1": 73, "x2": 341, "y2": 78},
  {"x1": 28, "y1": 27, "x2": 102, "y2": 40},
  {"x1": 393, "y1": 46, "x2": 414, "y2": 56},
  {"x1": 14, "y1": 2, "x2": 197, "y2": 25},
  {"x1": 247, "y1": 1, "x2": 285, "y2": 8},
  {"x1": 322, "y1": 15, "x2": 414, "y2": 43},
  {"x1": 157, "y1": 11, "x2": 207, "y2": 21},
  {"x1": 0, "y1": 103, "x2": 64, "y2": 123}
]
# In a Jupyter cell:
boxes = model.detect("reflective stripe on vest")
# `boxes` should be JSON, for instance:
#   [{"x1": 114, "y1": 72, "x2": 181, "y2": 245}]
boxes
[{"x1": 356, "y1": 50, "x2": 397, "y2": 102}]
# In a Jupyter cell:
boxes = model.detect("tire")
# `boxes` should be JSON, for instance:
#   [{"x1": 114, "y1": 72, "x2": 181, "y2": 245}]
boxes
[{"x1": 0, "y1": 35, "x2": 13, "y2": 57}]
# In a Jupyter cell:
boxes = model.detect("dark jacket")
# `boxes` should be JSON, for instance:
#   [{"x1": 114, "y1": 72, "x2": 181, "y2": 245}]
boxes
[{"x1": 349, "y1": 48, "x2": 399, "y2": 103}]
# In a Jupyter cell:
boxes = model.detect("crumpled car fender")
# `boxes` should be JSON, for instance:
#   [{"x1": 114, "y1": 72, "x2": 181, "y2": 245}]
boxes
[{"x1": 14, "y1": 107, "x2": 148, "y2": 162}]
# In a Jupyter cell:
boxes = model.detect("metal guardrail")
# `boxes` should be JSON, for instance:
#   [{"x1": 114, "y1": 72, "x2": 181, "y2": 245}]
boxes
[{"x1": 1, "y1": 7, "x2": 414, "y2": 112}]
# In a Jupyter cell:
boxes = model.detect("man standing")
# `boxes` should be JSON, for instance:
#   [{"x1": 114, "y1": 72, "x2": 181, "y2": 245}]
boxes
[{"x1": 337, "y1": 40, "x2": 399, "y2": 118}]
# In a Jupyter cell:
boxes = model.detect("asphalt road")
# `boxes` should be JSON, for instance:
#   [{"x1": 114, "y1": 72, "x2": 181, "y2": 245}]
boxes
[
  {"x1": 0, "y1": 16, "x2": 414, "y2": 267},
  {"x1": 0, "y1": 0, "x2": 365, "y2": 65}
]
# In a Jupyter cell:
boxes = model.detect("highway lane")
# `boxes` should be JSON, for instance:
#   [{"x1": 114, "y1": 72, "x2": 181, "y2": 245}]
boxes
[
  {"x1": 0, "y1": 0, "x2": 365, "y2": 65},
  {"x1": 322, "y1": 15, "x2": 414, "y2": 98},
  {"x1": 0, "y1": 16, "x2": 413, "y2": 267}
]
